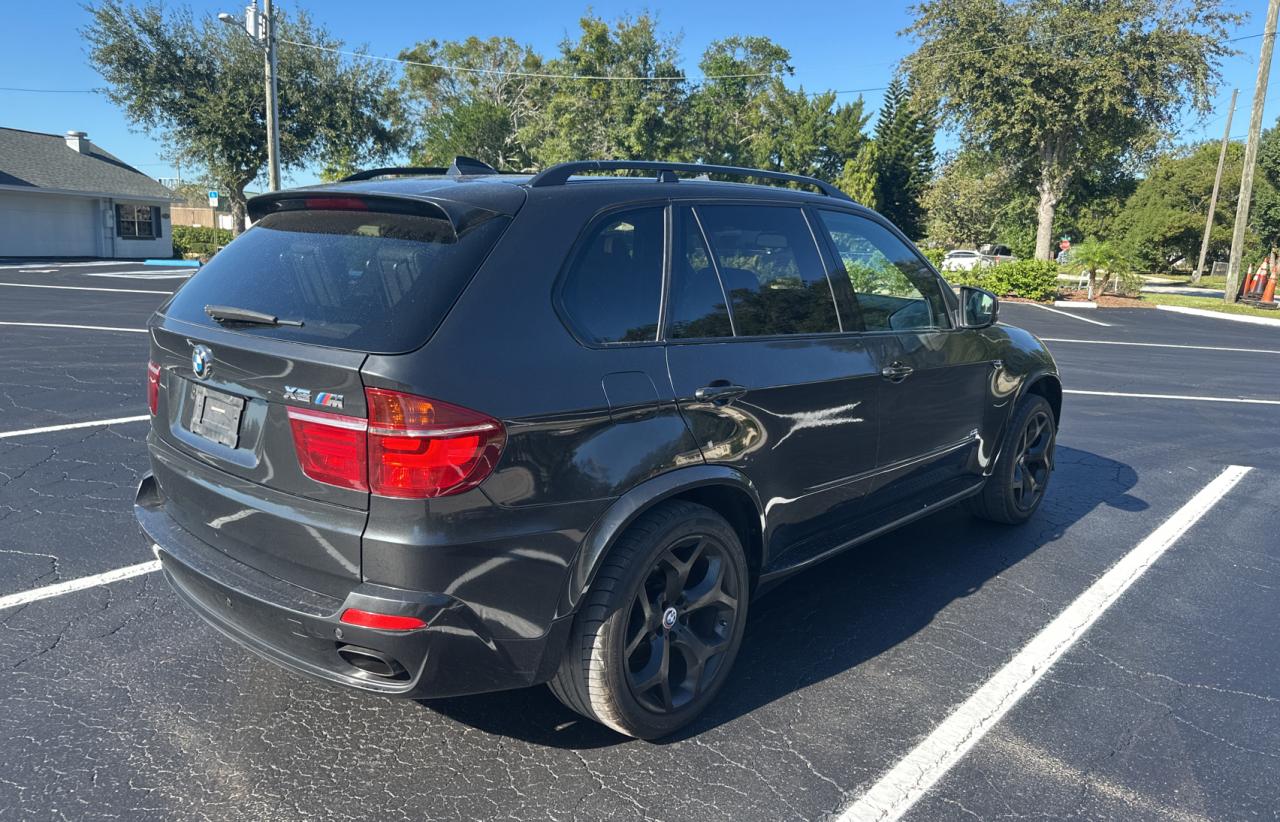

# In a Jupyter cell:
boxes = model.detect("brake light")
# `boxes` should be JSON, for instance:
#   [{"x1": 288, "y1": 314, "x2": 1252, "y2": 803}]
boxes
[
  {"x1": 339, "y1": 608, "x2": 427, "y2": 631},
  {"x1": 304, "y1": 196, "x2": 368, "y2": 211},
  {"x1": 147, "y1": 361, "x2": 161, "y2": 415},
  {"x1": 286, "y1": 407, "x2": 369, "y2": 490},
  {"x1": 365, "y1": 388, "x2": 505, "y2": 498}
]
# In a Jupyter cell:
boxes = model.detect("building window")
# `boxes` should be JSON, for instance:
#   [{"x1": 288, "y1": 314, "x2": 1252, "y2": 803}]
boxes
[{"x1": 117, "y1": 204, "x2": 159, "y2": 239}]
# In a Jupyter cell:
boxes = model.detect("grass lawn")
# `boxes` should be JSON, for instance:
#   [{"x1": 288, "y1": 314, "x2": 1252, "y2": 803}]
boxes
[{"x1": 1140, "y1": 291, "x2": 1280, "y2": 318}]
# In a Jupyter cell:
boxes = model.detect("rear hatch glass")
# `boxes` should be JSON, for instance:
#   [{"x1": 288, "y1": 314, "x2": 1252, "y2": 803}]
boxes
[{"x1": 163, "y1": 205, "x2": 509, "y2": 353}]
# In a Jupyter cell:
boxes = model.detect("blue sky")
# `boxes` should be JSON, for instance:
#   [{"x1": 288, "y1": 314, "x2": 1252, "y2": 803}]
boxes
[{"x1": 0, "y1": 0, "x2": 1270, "y2": 189}]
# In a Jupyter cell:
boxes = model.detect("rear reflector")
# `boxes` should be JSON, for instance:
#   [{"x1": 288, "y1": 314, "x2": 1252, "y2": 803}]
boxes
[
  {"x1": 339, "y1": 608, "x2": 427, "y2": 631},
  {"x1": 147, "y1": 361, "x2": 161, "y2": 415},
  {"x1": 286, "y1": 407, "x2": 369, "y2": 491},
  {"x1": 365, "y1": 388, "x2": 505, "y2": 499}
]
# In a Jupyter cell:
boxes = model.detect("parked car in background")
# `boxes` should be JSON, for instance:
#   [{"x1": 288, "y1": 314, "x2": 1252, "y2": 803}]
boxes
[
  {"x1": 979, "y1": 243, "x2": 1016, "y2": 265},
  {"x1": 941, "y1": 249, "x2": 985, "y2": 271},
  {"x1": 136, "y1": 158, "x2": 1062, "y2": 739}
]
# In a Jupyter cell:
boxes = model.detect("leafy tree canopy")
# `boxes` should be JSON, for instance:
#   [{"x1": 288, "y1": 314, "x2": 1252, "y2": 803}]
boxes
[
  {"x1": 905, "y1": 0, "x2": 1240, "y2": 259},
  {"x1": 85, "y1": 0, "x2": 407, "y2": 231}
]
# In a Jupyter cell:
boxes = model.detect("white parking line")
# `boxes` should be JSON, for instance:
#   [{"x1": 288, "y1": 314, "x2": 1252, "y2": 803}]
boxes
[
  {"x1": 0, "y1": 282, "x2": 169, "y2": 295},
  {"x1": 0, "y1": 560, "x2": 161, "y2": 611},
  {"x1": 1008, "y1": 302, "x2": 1113, "y2": 326},
  {"x1": 83, "y1": 271, "x2": 191, "y2": 280},
  {"x1": 836, "y1": 464, "x2": 1251, "y2": 822},
  {"x1": 1065, "y1": 389, "x2": 1280, "y2": 406},
  {"x1": 1042, "y1": 338, "x2": 1280, "y2": 355},
  {"x1": 0, "y1": 415, "x2": 150, "y2": 440},
  {"x1": 0, "y1": 321, "x2": 147, "y2": 334}
]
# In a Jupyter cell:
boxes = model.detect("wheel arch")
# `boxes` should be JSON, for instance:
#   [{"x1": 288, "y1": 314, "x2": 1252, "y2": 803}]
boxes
[
  {"x1": 556, "y1": 466, "x2": 764, "y2": 620},
  {"x1": 1024, "y1": 372, "x2": 1062, "y2": 423}
]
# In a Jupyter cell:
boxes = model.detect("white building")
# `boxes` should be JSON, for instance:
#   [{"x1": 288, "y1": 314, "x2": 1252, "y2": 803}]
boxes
[{"x1": 0, "y1": 127, "x2": 175, "y2": 259}]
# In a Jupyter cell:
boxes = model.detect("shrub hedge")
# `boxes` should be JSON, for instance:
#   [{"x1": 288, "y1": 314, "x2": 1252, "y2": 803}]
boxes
[
  {"x1": 172, "y1": 225, "x2": 234, "y2": 258},
  {"x1": 944, "y1": 259, "x2": 1059, "y2": 302}
]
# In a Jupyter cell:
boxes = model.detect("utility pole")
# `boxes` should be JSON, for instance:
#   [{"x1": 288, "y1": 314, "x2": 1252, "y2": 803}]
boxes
[
  {"x1": 263, "y1": 0, "x2": 281, "y2": 192},
  {"x1": 1194, "y1": 88, "x2": 1237, "y2": 284},
  {"x1": 1225, "y1": 0, "x2": 1279, "y2": 304}
]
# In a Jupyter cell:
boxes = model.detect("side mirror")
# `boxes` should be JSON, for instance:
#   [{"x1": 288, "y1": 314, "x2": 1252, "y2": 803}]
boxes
[{"x1": 959, "y1": 285, "x2": 999, "y2": 329}]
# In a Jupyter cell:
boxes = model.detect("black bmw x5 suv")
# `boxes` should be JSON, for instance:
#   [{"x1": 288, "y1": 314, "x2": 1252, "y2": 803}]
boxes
[{"x1": 136, "y1": 158, "x2": 1061, "y2": 738}]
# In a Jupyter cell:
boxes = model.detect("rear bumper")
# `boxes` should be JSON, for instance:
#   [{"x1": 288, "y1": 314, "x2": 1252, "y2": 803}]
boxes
[{"x1": 135, "y1": 474, "x2": 571, "y2": 698}]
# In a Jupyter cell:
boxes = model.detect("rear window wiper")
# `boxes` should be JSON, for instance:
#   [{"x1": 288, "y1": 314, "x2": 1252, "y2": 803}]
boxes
[{"x1": 204, "y1": 304, "x2": 304, "y2": 327}]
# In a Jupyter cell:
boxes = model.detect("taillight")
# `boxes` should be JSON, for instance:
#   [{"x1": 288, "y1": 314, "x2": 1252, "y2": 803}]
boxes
[
  {"x1": 286, "y1": 407, "x2": 369, "y2": 490},
  {"x1": 285, "y1": 389, "x2": 504, "y2": 498},
  {"x1": 147, "y1": 361, "x2": 161, "y2": 415},
  {"x1": 365, "y1": 388, "x2": 505, "y2": 498}
]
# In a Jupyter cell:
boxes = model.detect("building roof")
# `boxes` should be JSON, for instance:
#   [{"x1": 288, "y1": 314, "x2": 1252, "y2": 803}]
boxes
[{"x1": 0, "y1": 127, "x2": 174, "y2": 202}]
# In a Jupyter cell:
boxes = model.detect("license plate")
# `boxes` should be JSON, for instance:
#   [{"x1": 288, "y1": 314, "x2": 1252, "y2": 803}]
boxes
[{"x1": 189, "y1": 383, "x2": 245, "y2": 448}]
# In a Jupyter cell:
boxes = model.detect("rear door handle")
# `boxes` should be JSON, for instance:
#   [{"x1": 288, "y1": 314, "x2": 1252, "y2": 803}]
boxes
[
  {"x1": 694, "y1": 382, "x2": 748, "y2": 404},
  {"x1": 881, "y1": 363, "x2": 914, "y2": 382}
]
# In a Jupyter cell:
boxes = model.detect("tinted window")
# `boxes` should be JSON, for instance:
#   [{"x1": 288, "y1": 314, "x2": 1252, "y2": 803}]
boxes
[
  {"x1": 667, "y1": 210, "x2": 733, "y2": 339},
  {"x1": 164, "y1": 208, "x2": 509, "y2": 353},
  {"x1": 817, "y1": 210, "x2": 951, "y2": 332},
  {"x1": 560, "y1": 208, "x2": 663, "y2": 343},
  {"x1": 695, "y1": 205, "x2": 839, "y2": 337}
]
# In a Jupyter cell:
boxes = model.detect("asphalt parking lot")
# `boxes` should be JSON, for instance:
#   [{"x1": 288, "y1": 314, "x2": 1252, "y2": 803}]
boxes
[{"x1": 1, "y1": 263, "x2": 1277, "y2": 821}]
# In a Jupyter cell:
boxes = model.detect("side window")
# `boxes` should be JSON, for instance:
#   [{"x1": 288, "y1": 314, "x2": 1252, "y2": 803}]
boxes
[
  {"x1": 667, "y1": 210, "x2": 733, "y2": 339},
  {"x1": 560, "y1": 207, "x2": 663, "y2": 343},
  {"x1": 816, "y1": 210, "x2": 951, "y2": 332},
  {"x1": 695, "y1": 205, "x2": 840, "y2": 337}
]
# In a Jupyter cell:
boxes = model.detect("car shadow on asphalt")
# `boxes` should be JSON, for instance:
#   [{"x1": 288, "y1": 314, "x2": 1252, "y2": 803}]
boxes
[{"x1": 417, "y1": 445, "x2": 1145, "y2": 748}]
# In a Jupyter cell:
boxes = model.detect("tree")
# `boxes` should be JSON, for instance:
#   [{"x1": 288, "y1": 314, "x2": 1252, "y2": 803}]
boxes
[
  {"x1": 869, "y1": 77, "x2": 935, "y2": 239},
  {"x1": 838, "y1": 143, "x2": 880, "y2": 207},
  {"x1": 685, "y1": 36, "x2": 794, "y2": 167},
  {"x1": 520, "y1": 14, "x2": 687, "y2": 166},
  {"x1": 399, "y1": 36, "x2": 542, "y2": 170},
  {"x1": 906, "y1": 0, "x2": 1241, "y2": 259},
  {"x1": 1114, "y1": 141, "x2": 1247, "y2": 272},
  {"x1": 1249, "y1": 125, "x2": 1280, "y2": 252},
  {"x1": 686, "y1": 37, "x2": 869, "y2": 181},
  {"x1": 923, "y1": 149, "x2": 1018, "y2": 248},
  {"x1": 85, "y1": 1, "x2": 406, "y2": 233},
  {"x1": 1065, "y1": 239, "x2": 1128, "y2": 300}
]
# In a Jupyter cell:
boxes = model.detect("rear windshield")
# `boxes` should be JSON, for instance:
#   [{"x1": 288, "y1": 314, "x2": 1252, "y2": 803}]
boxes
[{"x1": 163, "y1": 208, "x2": 509, "y2": 353}]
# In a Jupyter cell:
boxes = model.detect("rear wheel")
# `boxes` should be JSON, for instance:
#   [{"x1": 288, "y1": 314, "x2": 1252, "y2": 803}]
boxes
[
  {"x1": 966, "y1": 394, "x2": 1056, "y2": 524},
  {"x1": 549, "y1": 501, "x2": 749, "y2": 739}
]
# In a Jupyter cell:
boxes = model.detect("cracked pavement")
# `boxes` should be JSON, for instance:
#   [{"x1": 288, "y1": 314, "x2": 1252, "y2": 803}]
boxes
[{"x1": 1, "y1": 274, "x2": 1278, "y2": 820}]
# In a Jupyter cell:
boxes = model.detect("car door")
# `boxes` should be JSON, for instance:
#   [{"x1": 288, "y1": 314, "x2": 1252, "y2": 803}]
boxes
[
  {"x1": 664, "y1": 203, "x2": 886, "y2": 556},
  {"x1": 813, "y1": 209, "x2": 994, "y2": 507}
]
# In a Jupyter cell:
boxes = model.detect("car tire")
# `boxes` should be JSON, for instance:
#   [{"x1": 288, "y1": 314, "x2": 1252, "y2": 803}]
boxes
[
  {"x1": 966, "y1": 394, "x2": 1056, "y2": 524},
  {"x1": 549, "y1": 500, "x2": 749, "y2": 739}
]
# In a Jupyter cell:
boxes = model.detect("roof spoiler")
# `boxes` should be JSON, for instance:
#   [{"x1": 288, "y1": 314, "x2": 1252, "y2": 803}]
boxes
[
  {"x1": 244, "y1": 191, "x2": 501, "y2": 235},
  {"x1": 528, "y1": 160, "x2": 852, "y2": 200},
  {"x1": 340, "y1": 156, "x2": 501, "y2": 183}
]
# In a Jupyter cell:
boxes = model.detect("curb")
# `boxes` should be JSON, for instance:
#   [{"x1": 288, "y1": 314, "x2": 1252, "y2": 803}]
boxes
[
  {"x1": 1053, "y1": 300, "x2": 1098, "y2": 308},
  {"x1": 144, "y1": 259, "x2": 201, "y2": 268},
  {"x1": 1156, "y1": 304, "x2": 1280, "y2": 328}
]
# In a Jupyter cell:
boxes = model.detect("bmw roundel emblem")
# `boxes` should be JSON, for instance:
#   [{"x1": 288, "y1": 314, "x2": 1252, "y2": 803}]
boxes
[{"x1": 191, "y1": 345, "x2": 213, "y2": 380}]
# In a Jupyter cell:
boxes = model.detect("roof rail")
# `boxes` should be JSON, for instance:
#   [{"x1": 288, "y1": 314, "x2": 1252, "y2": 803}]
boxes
[
  {"x1": 527, "y1": 160, "x2": 852, "y2": 200},
  {"x1": 340, "y1": 166, "x2": 447, "y2": 182}
]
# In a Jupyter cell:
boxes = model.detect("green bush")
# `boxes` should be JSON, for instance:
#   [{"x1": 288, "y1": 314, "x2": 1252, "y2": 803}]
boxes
[
  {"x1": 919, "y1": 247, "x2": 947, "y2": 269},
  {"x1": 172, "y1": 225, "x2": 234, "y2": 257},
  {"x1": 943, "y1": 259, "x2": 1059, "y2": 301}
]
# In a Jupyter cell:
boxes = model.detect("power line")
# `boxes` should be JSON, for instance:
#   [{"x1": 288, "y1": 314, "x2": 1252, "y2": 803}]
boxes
[
  {"x1": 0, "y1": 86, "x2": 99, "y2": 93},
  {"x1": 279, "y1": 38, "x2": 775, "y2": 81}
]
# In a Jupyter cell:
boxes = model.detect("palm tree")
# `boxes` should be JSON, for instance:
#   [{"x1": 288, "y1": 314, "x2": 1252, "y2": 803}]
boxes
[{"x1": 1065, "y1": 240, "x2": 1128, "y2": 300}]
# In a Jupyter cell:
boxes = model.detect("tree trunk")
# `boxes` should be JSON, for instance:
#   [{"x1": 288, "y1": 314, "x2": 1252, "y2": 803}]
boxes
[
  {"x1": 1034, "y1": 139, "x2": 1070, "y2": 261},
  {"x1": 228, "y1": 187, "x2": 248, "y2": 237}
]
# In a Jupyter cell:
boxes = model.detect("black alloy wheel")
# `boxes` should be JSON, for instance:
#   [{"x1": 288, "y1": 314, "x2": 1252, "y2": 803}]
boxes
[
  {"x1": 966, "y1": 393, "x2": 1056, "y2": 524},
  {"x1": 623, "y1": 533, "x2": 740, "y2": 713},
  {"x1": 1011, "y1": 407, "x2": 1054, "y2": 513},
  {"x1": 549, "y1": 500, "x2": 750, "y2": 739}
]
